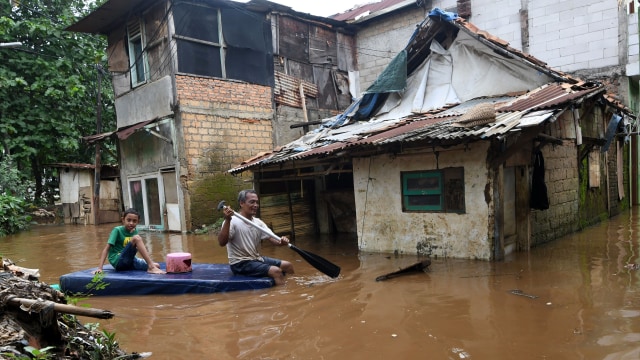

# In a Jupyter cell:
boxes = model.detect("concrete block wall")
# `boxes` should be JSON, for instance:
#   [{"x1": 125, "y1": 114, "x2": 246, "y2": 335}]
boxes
[
  {"x1": 529, "y1": 0, "x2": 620, "y2": 72},
  {"x1": 627, "y1": 11, "x2": 639, "y2": 76},
  {"x1": 356, "y1": 7, "x2": 429, "y2": 90},
  {"x1": 175, "y1": 75, "x2": 274, "y2": 227},
  {"x1": 469, "y1": 0, "x2": 522, "y2": 47},
  {"x1": 530, "y1": 142, "x2": 580, "y2": 245}
]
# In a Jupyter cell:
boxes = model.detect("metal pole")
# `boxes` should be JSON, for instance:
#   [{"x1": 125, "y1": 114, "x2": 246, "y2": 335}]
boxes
[
  {"x1": 0, "y1": 42, "x2": 22, "y2": 48},
  {"x1": 93, "y1": 65, "x2": 103, "y2": 224}
]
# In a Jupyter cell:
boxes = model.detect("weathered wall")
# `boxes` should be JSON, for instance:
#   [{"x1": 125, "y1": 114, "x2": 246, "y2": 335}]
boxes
[
  {"x1": 115, "y1": 76, "x2": 174, "y2": 128},
  {"x1": 352, "y1": 142, "x2": 492, "y2": 259},
  {"x1": 273, "y1": 105, "x2": 338, "y2": 146},
  {"x1": 355, "y1": 6, "x2": 429, "y2": 90},
  {"x1": 529, "y1": 141, "x2": 580, "y2": 245},
  {"x1": 175, "y1": 75, "x2": 274, "y2": 229},
  {"x1": 106, "y1": 1, "x2": 170, "y2": 97},
  {"x1": 471, "y1": 0, "x2": 623, "y2": 72}
]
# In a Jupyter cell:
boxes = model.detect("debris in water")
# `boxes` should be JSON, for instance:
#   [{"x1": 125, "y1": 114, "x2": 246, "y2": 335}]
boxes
[
  {"x1": 509, "y1": 289, "x2": 538, "y2": 299},
  {"x1": 0, "y1": 258, "x2": 143, "y2": 359},
  {"x1": 375, "y1": 259, "x2": 431, "y2": 281}
]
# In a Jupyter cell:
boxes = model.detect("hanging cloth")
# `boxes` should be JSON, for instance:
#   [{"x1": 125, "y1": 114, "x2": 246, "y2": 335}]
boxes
[{"x1": 530, "y1": 150, "x2": 549, "y2": 210}]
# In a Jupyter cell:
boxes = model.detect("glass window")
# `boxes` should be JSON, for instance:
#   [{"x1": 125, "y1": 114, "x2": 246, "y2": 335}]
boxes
[
  {"x1": 402, "y1": 168, "x2": 465, "y2": 213},
  {"x1": 128, "y1": 19, "x2": 148, "y2": 87}
]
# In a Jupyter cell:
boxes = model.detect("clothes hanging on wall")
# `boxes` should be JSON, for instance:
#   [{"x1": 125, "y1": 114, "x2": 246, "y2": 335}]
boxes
[{"x1": 530, "y1": 150, "x2": 549, "y2": 210}]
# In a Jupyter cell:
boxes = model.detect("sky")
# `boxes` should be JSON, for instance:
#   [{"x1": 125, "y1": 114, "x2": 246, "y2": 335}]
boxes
[{"x1": 236, "y1": 0, "x2": 371, "y2": 17}]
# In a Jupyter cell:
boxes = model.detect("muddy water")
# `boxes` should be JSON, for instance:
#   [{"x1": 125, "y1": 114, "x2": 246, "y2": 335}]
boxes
[{"x1": 2, "y1": 209, "x2": 640, "y2": 359}]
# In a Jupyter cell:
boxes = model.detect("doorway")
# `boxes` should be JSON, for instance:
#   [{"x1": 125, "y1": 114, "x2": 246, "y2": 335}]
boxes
[{"x1": 129, "y1": 175, "x2": 163, "y2": 230}]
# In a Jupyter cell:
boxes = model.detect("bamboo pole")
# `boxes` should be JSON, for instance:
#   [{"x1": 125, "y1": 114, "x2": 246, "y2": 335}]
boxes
[{"x1": 7, "y1": 297, "x2": 114, "y2": 319}]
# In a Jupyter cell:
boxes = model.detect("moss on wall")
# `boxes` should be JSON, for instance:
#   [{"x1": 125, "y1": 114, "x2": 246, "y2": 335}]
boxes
[
  {"x1": 189, "y1": 173, "x2": 248, "y2": 229},
  {"x1": 577, "y1": 153, "x2": 609, "y2": 229}
]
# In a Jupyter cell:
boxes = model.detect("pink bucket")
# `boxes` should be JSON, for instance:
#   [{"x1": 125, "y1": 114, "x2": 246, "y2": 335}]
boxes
[{"x1": 166, "y1": 252, "x2": 192, "y2": 273}]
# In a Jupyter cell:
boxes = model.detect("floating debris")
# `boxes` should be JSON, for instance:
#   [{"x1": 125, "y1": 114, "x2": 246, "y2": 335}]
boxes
[
  {"x1": 509, "y1": 289, "x2": 538, "y2": 299},
  {"x1": 375, "y1": 259, "x2": 431, "y2": 281},
  {"x1": 0, "y1": 258, "x2": 143, "y2": 359}
]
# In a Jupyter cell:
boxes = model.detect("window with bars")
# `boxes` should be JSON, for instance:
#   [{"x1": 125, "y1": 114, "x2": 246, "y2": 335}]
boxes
[{"x1": 401, "y1": 168, "x2": 465, "y2": 213}]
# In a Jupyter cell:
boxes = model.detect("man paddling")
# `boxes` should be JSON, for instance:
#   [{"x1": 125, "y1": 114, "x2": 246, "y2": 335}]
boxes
[{"x1": 217, "y1": 190, "x2": 294, "y2": 285}]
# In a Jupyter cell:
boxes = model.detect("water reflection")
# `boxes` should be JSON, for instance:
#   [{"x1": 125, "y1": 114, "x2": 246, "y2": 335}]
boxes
[{"x1": 2, "y1": 209, "x2": 640, "y2": 358}]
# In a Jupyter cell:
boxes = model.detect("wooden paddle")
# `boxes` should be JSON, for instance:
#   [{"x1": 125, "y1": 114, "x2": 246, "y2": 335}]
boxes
[{"x1": 217, "y1": 201, "x2": 341, "y2": 278}]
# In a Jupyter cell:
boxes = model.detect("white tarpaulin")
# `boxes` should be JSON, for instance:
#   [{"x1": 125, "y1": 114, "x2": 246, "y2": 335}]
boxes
[{"x1": 373, "y1": 31, "x2": 554, "y2": 121}]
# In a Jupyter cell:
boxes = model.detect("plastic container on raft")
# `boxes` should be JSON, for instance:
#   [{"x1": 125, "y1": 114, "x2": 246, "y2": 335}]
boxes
[{"x1": 166, "y1": 252, "x2": 192, "y2": 273}]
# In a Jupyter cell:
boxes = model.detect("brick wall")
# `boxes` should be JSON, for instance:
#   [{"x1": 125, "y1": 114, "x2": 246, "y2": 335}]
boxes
[{"x1": 175, "y1": 75, "x2": 274, "y2": 228}]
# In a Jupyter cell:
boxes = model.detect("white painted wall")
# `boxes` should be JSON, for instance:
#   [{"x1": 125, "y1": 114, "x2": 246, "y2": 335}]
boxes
[
  {"x1": 356, "y1": 0, "x2": 628, "y2": 91},
  {"x1": 59, "y1": 170, "x2": 80, "y2": 203},
  {"x1": 471, "y1": 0, "x2": 621, "y2": 72},
  {"x1": 352, "y1": 142, "x2": 492, "y2": 259},
  {"x1": 627, "y1": 11, "x2": 639, "y2": 77},
  {"x1": 470, "y1": 0, "x2": 522, "y2": 47}
]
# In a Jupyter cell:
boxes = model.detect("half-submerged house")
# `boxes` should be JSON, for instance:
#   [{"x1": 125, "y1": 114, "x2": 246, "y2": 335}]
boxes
[
  {"x1": 67, "y1": 0, "x2": 356, "y2": 231},
  {"x1": 229, "y1": 9, "x2": 637, "y2": 260}
]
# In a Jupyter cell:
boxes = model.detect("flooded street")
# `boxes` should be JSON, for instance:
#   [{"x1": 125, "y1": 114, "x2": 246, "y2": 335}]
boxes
[{"x1": 2, "y1": 208, "x2": 640, "y2": 360}]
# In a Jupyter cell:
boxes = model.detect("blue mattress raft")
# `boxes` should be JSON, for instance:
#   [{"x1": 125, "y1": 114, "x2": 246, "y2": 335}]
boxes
[{"x1": 59, "y1": 263, "x2": 274, "y2": 296}]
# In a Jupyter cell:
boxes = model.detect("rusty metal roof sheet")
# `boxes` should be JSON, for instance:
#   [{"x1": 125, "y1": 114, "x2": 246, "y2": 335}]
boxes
[
  {"x1": 274, "y1": 71, "x2": 318, "y2": 108},
  {"x1": 229, "y1": 80, "x2": 608, "y2": 174},
  {"x1": 229, "y1": 9, "x2": 636, "y2": 174},
  {"x1": 497, "y1": 83, "x2": 602, "y2": 112}
]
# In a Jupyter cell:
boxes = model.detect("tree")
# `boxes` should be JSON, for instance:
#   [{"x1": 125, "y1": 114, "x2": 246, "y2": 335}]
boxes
[{"x1": 0, "y1": 0, "x2": 115, "y2": 205}]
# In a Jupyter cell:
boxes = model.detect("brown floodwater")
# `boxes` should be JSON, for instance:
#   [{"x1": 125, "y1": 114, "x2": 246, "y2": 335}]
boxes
[{"x1": 2, "y1": 207, "x2": 640, "y2": 359}]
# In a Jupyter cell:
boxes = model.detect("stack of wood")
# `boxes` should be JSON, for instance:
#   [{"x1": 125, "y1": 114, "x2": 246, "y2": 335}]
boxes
[{"x1": 0, "y1": 258, "x2": 143, "y2": 359}]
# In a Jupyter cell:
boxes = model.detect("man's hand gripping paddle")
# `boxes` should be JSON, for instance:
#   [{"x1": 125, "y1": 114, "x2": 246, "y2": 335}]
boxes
[{"x1": 217, "y1": 200, "x2": 340, "y2": 278}]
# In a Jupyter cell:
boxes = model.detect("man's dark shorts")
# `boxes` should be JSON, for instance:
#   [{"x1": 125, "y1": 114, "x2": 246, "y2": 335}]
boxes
[
  {"x1": 231, "y1": 256, "x2": 282, "y2": 277},
  {"x1": 114, "y1": 242, "x2": 148, "y2": 271}
]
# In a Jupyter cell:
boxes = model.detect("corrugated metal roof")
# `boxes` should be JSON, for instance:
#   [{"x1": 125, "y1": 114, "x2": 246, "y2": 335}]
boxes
[
  {"x1": 274, "y1": 71, "x2": 318, "y2": 108},
  {"x1": 497, "y1": 83, "x2": 601, "y2": 112},
  {"x1": 229, "y1": 6, "x2": 637, "y2": 174},
  {"x1": 223, "y1": 10, "x2": 634, "y2": 174},
  {"x1": 230, "y1": 78, "x2": 615, "y2": 174}
]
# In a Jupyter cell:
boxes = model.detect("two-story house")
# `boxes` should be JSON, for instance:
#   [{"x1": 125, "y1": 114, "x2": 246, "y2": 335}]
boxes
[{"x1": 67, "y1": 0, "x2": 357, "y2": 232}]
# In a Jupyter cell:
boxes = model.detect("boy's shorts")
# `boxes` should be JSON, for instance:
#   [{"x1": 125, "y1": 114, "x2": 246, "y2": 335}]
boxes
[
  {"x1": 230, "y1": 256, "x2": 282, "y2": 277},
  {"x1": 114, "y1": 242, "x2": 149, "y2": 271}
]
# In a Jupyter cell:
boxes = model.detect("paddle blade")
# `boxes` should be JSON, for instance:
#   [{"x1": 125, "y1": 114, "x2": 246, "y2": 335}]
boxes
[{"x1": 289, "y1": 244, "x2": 340, "y2": 278}]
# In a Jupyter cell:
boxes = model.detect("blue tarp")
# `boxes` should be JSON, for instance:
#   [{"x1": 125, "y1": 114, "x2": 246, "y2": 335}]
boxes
[{"x1": 59, "y1": 263, "x2": 274, "y2": 296}]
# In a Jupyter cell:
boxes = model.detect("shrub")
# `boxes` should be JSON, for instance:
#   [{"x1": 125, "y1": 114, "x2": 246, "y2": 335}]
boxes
[{"x1": 0, "y1": 195, "x2": 32, "y2": 236}]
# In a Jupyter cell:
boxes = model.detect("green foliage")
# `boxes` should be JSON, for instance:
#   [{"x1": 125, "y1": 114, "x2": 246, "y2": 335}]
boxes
[
  {"x1": 0, "y1": 155, "x2": 30, "y2": 198},
  {"x1": 93, "y1": 329, "x2": 118, "y2": 359},
  {"x1": 193, "y1": 217, "x2": 225, "y2": 234},
  {"x1": 0, "y1": 0, "x2": 116, "y2": 204},
  {"x1": 65, "y1": 271, "x2": 109, "y2": 306},
  {"x1": 0, "y1": 194, "x2": 31, "y2": 236},
  {"x1": 24, "y1": 346, "x2": 55, "y2": 360},
  {"x1": 3, "y1": 346, "x2": 55, "y2": 360}
]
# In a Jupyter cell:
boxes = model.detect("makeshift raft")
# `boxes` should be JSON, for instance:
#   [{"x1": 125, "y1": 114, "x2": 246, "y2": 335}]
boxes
[{"x1": 59, "y1": 263, "x2": 274, "y2": 296}]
